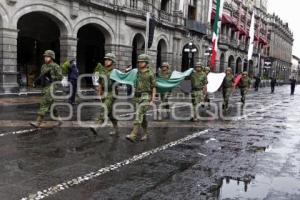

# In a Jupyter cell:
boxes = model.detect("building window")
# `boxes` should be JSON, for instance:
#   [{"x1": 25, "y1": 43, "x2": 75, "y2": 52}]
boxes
[
  {"x1": 130, "y1": 0, "x2": 137, "y2": 8},
  {"x1": 188, "y1": 0, "x2": 197, "y2": 20},
  {"x1": 161, "y1": 0, "x2": 169, "y2": 12}
]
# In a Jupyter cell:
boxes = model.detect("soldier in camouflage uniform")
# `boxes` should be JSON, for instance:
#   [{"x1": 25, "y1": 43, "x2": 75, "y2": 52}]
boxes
[
  {"x1": 222, "y1": 67, "x2": 235, "y2": 111},
  {"x1": 158, "y1": 62, "x2": 172, "y2": 119},
  {"x1": 190, "y1": 62, "x2": 208, "y2": 122},
  {"x1": 126, "y1": 54, "x2": 156, "y2": 142},
  {"x1": 90, "y1": 53, "x2": 119, "y2": 136},
  {"x1": 239, "y1": 71, "x2": 252, "y2": 105},
  {"x1": 30, "y1": 50, "x2": 63, "y2": 128}
]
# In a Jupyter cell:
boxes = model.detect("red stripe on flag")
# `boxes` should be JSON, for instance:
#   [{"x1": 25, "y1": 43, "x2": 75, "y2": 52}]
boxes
[{"x1": 210, "y1": 39, "x2": 217, "y2": 71}]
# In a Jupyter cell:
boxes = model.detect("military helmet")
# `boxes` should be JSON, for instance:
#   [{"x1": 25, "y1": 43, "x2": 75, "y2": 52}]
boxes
[
  {"x1": 225, "y1": 67, "x2": 232, "y2": 72},
  {"x1": 195, "y1": 62, "x2": 204, "y2": 68},
  {"x1": 43, "y1": 50, "x2": 55, "y2": 60},
  {"x1": 242, "y1": 71, "x2": 248, "y2": 75},
  {"x1": 161, "y1": 62, "x2": 170, "y2": 68},
  {"x1": 104, "y1": 53, "x2": 116, "y2": 63},
  {"x1": 138, "y1": 54, "x2": 150, "y2": 63},
  {"x1": 205, "y1": 67, "x2": 211, "y2": 72}
]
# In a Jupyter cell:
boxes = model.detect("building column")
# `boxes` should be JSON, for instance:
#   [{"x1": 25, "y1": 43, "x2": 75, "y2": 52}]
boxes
[
  {"x1": 60, "y1": 36, "x2": 78, "y2": 62},
  {"x1": 105, "y1": 44, "x2": 133, "y2": 70},
  {"x1": 0, "y1": 28, "x2": 18, "y2": 93}
]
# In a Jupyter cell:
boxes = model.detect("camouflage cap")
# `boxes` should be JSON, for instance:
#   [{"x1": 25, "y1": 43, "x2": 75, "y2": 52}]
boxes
[
  {"x1": 138, "y1": 54, "x2": 150, "y2": 63},
  {"x1": 226, "y1": 67, "x2": 232, "y2": 72},
  {"x1": 104, "y1": 53, "x2": 116, "y2": 63},
  {"x1": 161, "y1": 62, "x2": 170, "y2": 68},
  {"x1": 43, "y1": 50, "x2": 55, "y2": 60},
  {"x1": 195, "y1": 62, "x2": 204, "y2": 68},
  {"x1": 205, "y1": 67, "x2": 211, "y2": 71}
]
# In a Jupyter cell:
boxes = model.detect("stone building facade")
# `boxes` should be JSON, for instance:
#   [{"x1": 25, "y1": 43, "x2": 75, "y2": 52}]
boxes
[
  {"x1": 266, "y1": 14, "x2": 293, "y2": 81},
  {"x1": 207, "y1": 0, "x2": 270, "y2": 76},
  {"x1": 0, "y1": 0, "x2": 293, "y2": 93},
  {"x1": 0, "y1": 0, "x2": 211, "y2": 93}
]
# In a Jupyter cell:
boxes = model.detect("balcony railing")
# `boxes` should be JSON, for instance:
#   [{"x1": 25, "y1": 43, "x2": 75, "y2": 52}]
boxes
[{"x1": 185, "y1": 19, "x2": 207, "y2": 34}]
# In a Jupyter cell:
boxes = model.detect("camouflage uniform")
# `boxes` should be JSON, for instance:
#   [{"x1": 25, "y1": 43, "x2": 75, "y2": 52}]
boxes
[
  {"x1": 37, "y1": 63, "x2": 63, "y2": 116},
  {"x1": 191, "y1": 63, "x2": 208, "y2": 121},
  {"x1": 222, "y1": 69, "x2": 234, "y2": 110},
  {"x1": 126, "y1": 54, "x2": 156, "y2": 142},
  {"x1": 239, "y1": 72, "x2": 252, "y2": 104},
  {"x1": 158, "y1": 62, "x2": 172, "y2": 113},
  {"x1": 91, "y1": 53, "x2": 118, "y2": 135},
  {"x1": 30, "y1": 50, "x2": 63, "y2": 128}
]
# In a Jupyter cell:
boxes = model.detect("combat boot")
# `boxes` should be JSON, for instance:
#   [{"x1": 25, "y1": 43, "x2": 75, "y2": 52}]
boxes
[
  {"x1": 30, "y1": 115, "x2": 44, "y2": 128},
  {"x1": 109, "y1": 122, "x2": 119, "y2": 136},
  {"x1": 141, "y1": 127, "x2": 148, "y2": 141},
  {"x1": 53, "y1": 110, "x2": 63, "y2": 127},
  {"x1": 126, "y1": 124, "x2": 139, "y2": 143}
]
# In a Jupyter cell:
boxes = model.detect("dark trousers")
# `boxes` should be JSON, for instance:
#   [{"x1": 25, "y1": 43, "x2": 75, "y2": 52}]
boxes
[
  {"x1": 254, "y1": 83, "x2": 259, "y2": 91},
  {"x1": 291, "y1": 84, "x2": 296, "y2": 95},
  {"x1": 271, "y1": 85, "x2": 275, "y2": 93},
  {"x1": 69, "y1": 79, "x2": 77, "y2": 104}
]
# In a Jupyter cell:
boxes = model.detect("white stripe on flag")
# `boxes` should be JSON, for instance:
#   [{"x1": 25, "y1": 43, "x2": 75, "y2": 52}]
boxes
[{"x1": 248, "y1": 11, "x2": 256, "y2": 61}]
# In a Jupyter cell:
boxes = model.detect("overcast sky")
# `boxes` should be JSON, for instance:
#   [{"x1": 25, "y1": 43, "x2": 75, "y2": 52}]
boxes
[{"x1": 268, "y1": 0, "x2": 300, "y2": 57}]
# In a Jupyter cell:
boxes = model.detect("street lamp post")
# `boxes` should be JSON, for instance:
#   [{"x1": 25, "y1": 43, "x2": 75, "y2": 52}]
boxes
[{"x1": 184, "y1": 42, "x2": 197, "y2": 69}]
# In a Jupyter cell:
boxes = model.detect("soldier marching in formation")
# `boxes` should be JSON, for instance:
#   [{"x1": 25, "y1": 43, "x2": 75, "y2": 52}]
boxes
[
  {"x1": 90, "y1": 53, "x2": 119, "y2": 136},
  {"x1": 126, "y1": 54, "x2": 156, "y2": 142},
  {"x1": 239, "y1": 71, "x2": 252, "y2": 106},
  {"x1": 222, "y1": 67, "x2": 235, "y2": 112},
  {"x1": 190, "y1": 62, "x2": 208, "y2": 122},
  {"x1": 157, "y1": 62, "x2": 172, "y2": 119},
  {"x1": 30, "y1": 50, "x2": 63, "y2": 128},
  {"x1": 30, "y1": 49, "x2": 291, "y2": 142}
]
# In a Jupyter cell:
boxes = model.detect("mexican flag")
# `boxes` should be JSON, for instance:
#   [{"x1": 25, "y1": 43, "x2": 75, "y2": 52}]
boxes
[{"x1": 210, "y1": 0, "x2": 224, "y2": 71}]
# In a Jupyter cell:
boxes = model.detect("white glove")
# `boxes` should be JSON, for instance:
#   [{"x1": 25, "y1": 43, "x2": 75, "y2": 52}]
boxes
[
  {"x1": 92, "y1": 72, "x2": 100, "y2": 86},
  {"x1": 61, "y1": 76, "x2": 69, "y2": 87}
]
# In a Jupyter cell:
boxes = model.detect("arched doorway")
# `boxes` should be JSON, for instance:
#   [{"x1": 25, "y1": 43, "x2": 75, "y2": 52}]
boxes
[
  {"x1": 228, "y1": 55, "x2": 235, "y2": 71},
  {"x1": 77, "y1": 24, "x2": 106, "y2": 75},
  {"x1": 219, "y1": 53, "x2": 225, "y2": 72},
  {"x1": 182, "y1": 43, "x2": 198, "y2": 72},
  {"x1": 17, "y1": 12, "x2": 61, "y2": 87},
  {"x1": 132, "y1": 34, "x2": 145, "y2": 69},
  {"x1": 243, "y1": 59, "x2": 248, "y2": 72},
  {"x1": 249, "y1": 60, "x2": 254, "y2": 76},
  {"x1": 156, "y1": 39, "x2": 168, "y2": 72},
  {"x1": 236, "y1": 57, "x2": 242, "y2": 74}
]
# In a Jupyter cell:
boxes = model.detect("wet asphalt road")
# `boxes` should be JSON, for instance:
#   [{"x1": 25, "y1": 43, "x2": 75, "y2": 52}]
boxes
[{"x1": 0, "y1": 85, "x2": 299, "y2": 200}]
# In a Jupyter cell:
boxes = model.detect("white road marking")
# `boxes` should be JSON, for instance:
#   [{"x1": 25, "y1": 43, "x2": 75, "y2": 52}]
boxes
[
  {"x1": 21, "y1": 130, "x2": 209, "y2": 200},
  {"x1": 0, "y1": 129, "x2": 37, "y2": 137}
]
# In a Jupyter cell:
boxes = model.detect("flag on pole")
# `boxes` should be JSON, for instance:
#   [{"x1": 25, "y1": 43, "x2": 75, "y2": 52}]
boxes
[
  {"x1": 248, "y1": 11, "x2": 256, "y2": 61},
  {"x1": 145, "y1": 12, "x2": 156, "y2": 53},
  {"x1": 210, "y1": 0, "x2": 224, "y2": 71},
  {"x1": 207, "y1": 0, "x2": 213, "y2": 23}
]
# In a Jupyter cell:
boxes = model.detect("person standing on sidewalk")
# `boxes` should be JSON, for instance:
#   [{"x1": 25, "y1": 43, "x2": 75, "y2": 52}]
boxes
[
  {"x1": 30, "y1": 50, "x2": 63, "y2": 128},
  {"x1": 270, "y1": 76, "x2": 277, "y2": 94},
  {"x1": 62, "y1": 59, "x2": 79, "y2": 105},
  {"x1": 254, "y1": 75, "x2": 261, "y2": 91},
  {"x1": 290, "y1": 77, "x2": 297, "y2": 95}
]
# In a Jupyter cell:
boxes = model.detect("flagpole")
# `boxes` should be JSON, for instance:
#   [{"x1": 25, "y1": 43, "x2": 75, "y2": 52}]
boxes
[{"x1": 145, "y1": 12, "x2": 150, "y2": 54}]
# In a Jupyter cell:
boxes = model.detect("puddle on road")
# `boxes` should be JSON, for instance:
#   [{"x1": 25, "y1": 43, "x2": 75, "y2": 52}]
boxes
[{"x1": 218, "y1": 175, "x2": 300, "y2": 200}]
